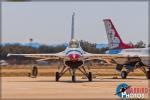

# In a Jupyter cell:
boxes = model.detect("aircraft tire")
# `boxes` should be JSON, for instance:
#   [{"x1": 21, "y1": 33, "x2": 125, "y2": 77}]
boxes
[
  {"x1": 146, "y1": 71, "x2": 150, "y2": 79},
  {"x1": 88, "y1": 72, "x2": 92, "y2": 82},
  {"x1": 56, "y1": 72, "x2": 60, "y2": 82},
  {"x1": 72, "y1": 75, "x2": 76, "y2": 82},
  {"x1": 32, "y1": 66, "x2": 38, "y2": 77},
  {"x1": 121, "y1": 71, "x2": 127, "y2": 79}
]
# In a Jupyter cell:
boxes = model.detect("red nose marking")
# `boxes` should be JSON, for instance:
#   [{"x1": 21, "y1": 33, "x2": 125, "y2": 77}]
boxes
[{"x1": 68, "y1": 54, "x2": 80, "y2": 60}]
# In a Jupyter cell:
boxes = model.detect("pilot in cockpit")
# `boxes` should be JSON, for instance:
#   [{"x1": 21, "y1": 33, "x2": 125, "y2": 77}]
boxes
[{"x1": 69, "y1": 39, "x2": 79, "y2": 48}]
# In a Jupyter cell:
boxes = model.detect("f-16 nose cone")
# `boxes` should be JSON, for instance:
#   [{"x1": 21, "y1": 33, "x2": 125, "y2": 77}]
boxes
[{"x1": 68, "y1": 54, "x2": 80, "y2": 60}]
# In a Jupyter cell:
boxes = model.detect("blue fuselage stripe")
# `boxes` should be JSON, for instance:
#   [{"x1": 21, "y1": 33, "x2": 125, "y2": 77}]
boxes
[
  {"x1": 66, "y1": 50, "x2": 82, "y2": 55},
  {"x1": 106, "y1": 49, "x2": 122, "y2": 54}
]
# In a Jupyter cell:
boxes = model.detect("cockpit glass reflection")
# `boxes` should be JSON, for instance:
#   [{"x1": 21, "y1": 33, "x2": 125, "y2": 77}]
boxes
[{"x1": 69, "y1": 39, "x2": 79, "y2": 48}]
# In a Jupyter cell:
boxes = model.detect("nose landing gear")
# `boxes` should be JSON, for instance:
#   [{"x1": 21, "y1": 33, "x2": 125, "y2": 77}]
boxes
[{"x1": 72, "y1": 68, "x2": 76, "y2": 82}]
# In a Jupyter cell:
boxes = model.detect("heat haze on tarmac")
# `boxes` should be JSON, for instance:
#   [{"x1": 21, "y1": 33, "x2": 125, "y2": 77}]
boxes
[{"x1": 1, "y1": 76, "x2": 149, "y2": 99}]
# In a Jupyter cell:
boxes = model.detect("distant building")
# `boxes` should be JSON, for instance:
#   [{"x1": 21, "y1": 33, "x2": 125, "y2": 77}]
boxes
[
  {"x1": 22, "y1": 42, "x2": 40, "y2": 48},
  {"x1": 96, "y1": 44, "x2": 108, "y2": 49}
]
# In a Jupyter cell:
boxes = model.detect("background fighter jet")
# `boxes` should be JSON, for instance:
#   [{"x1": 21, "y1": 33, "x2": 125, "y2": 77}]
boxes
[
  {"x1": 103, "y1": 19, "x2": 150, "y2": 79},
  {"x1": 7, "y1": 13, "x2": 108, "y2": 82}
]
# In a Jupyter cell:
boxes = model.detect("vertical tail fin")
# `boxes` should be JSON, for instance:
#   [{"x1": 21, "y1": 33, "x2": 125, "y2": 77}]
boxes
[
  {"x1": 103, "y1": 19, "x2": 134, "y2": 49},
  {"x1": 71, "y1": 12, "x2": 75, "y2": 40}
]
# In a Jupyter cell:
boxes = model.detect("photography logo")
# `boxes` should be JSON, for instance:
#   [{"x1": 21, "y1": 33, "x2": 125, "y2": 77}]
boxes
[{"x1": 115, "y1": 83, "x2": 148, "y2": 99}]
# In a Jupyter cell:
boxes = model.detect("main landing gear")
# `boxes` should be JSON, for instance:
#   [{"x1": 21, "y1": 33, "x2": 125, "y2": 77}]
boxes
[
  {"x1": 55, "y1": 72, "x2": 60, "y2": 82},
  {"x1": 116, "y1": 64, "x2": 128, "y2": 79},
  {"x1": 121, "y1": 71, "x2": 128, "y2": 79},
  {"x1": 55, "y1": 65, "x2": 92, "y2": 82},
  {"x1": 146, "y1": 68, "x2": 150, "y2": 79},
  {"x1": 88, "y1": 72, "x2": 92, "y2": 82},
  {"x1": 78, "y1": 66, "x2": 92, "y2": 82},
  {"x1": 118, "y1": 62, "x2": 149, "y2": 79},
  {"x1": 55, "y1": 66, "x2": 70, "y2": 82},
  {"x1": 135, "y1": 62, "x2": 150, "y2": 79}
]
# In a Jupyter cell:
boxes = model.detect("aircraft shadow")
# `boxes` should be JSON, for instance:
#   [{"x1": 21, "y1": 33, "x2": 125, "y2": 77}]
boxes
[{"x1": 7, "y1": 77, "x2": 146, "y2": 83}]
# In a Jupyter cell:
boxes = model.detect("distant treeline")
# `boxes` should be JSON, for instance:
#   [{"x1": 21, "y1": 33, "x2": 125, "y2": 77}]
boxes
[
  {"x1": 0, "y1": 40, "x2": 147, "y2": 60},
  {"x1": 0, "y1": 40, "x2": 108, "y2": 60}
]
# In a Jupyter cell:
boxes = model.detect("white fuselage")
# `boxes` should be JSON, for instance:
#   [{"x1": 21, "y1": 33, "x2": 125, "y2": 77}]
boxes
[
  {"x1": 62, "y1": 46, "x2": 85, "y2": 68},
  {"x1": 118, "y1": 47, "x2": 150, "y2": 66}
]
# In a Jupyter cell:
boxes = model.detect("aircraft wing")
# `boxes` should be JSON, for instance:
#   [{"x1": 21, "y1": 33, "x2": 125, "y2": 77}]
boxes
[
  {"x1": 7, "y1": 52, "x2": 65, "y2": 61},
  {"x1": 83, "y1": 52, "x2": 122, "y2": 60},
  {"x1": 83, "y1": 53, "x2": 147, "y2": 65},
  {"x1": 83, "y1": 51, "x2": 147, "y2": 60},
  {"x1": 82, "y1": 52, "x2": 128, "y2": 64}
]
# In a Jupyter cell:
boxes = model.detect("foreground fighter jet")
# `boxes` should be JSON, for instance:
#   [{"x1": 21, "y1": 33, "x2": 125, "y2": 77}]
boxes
[{"x1": 7, "y1": 13, "x2": 109, "y2": 82}]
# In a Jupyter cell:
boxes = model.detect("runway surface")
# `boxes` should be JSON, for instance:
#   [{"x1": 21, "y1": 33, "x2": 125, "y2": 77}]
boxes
[{"x1": 1, "y1": 76, "x2": 149, "y2": 99}]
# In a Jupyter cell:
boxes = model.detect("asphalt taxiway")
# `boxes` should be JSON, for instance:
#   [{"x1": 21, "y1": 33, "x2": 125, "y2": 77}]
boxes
[{"x1": 1, "y1": 76, "x2": 149, "y2": 99}]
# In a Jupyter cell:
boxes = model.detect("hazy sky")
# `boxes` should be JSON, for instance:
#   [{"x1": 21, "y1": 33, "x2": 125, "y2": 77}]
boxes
[{"x1": 2, "y1": 1, "x2": 148, "y2": 45}]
